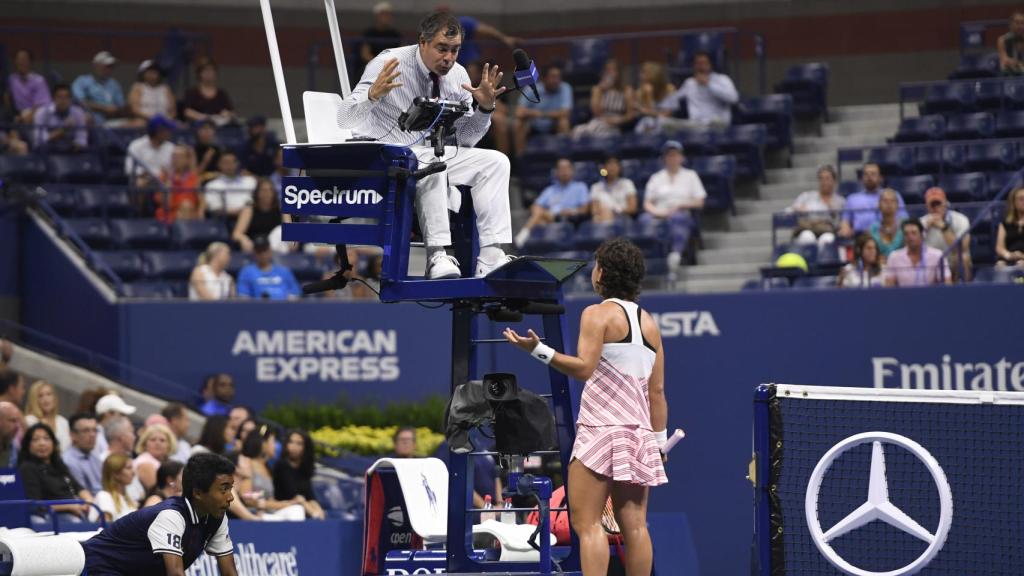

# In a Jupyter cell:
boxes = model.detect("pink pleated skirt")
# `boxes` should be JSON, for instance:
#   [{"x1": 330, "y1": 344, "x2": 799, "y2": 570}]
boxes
[{"x1": 571, "y1": 424, "x2": 668, "y2": 487}]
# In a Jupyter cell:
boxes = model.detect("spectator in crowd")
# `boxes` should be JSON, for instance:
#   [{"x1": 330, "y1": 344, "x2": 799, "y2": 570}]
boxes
[
  {"x1": 160, "y1": 403, "x2": 192, "y2": 463},
  {"x1": 0, "y1": 401, "x2": 21, "y2": 468},
  {"x1": 236, "y1": 418, "x2": 258, "y2": 450},
  {"x1": 74, "y1": 387, "x2": 111, "y2": 415},
  {"x1": 884, "y1": 220, "x2": 951, "y2": 287},
  {"x1": 393, "y1": 426, "x2": 417, "y2": 458},
  {"x1": 241, "y1": 116, "x2": 277, "y2": 177},
  {"x1": 996, "y1": 187, "x2": 1024, "y2": 267},
  {"x1": 232, "y1": 178, "x2": 287, "y2": 253},
  {"x1": 840, "y1": 163, "x2": 907, "y2": 236},
  {"x1": 236, "y1": 425, "x2": 306, "y2": 520},
  {"x1": 93, "y1": 394, "x2": 136, "y2": 458},
  {"x1": 6, "y1": 49, "x2": 51, "y2": 124},
  {"x1": 273, "y1": 429, "x2": 325, "y2": 520},
  {"x1": 450, "y1": 11, "x2": 518, "y2": 67},
  {"x1": 192, "y1": 415, "x2": 235, "y2": 456},
  {"x1": 156, "y1": 144, "x2": 204, "y2": 222},
  {"x1": 0, "y1": 127, "x2": 29, "y2": 156},
  {"x1": 94, "y1": 453, "x2": 138, "y2": 522},
  {"x1": 673, "y1": 51, "x2": 739, "y2": 126},
  {"x1": 134, "y1": 423, "x2": 176, "y2": 491},
  {"x1": 788, "y1": 165, "x2": 846, "y2": 251},
  {"x1": 193, "y1": 119, "x2": 223, "y2": 181},
  {"x1": 33, "y1": 84, "x2": 89, "y2": 153},
  {"x1": 590, "y1": 156, "x2": 637, "y2": 223},
  {"x1": 72, "y1": 51, "x2": 127, "y2": 124},
  {"x1": 18, "y1": 423, "x2": 93, "y2": 522},
  {"x1": 142, "y1": 460, "x2": 184, "y2": 507},
  {"x1": 633, "y1": 61, "x2": 678, "y2": 135},
  {"x1": 189, "y1": 242, "x2": 235, "y2": 301},
  {"x1": 0, "y1": 339, "x2": 12, "y2": 370},
  {"x1": 100, "y1": 415, "x2": 137, "y2": 463},
  {"x1": 24, "y1": 380, "x2": 70, "y2": 453},
  {"x1": 63, "y1": 413, "x2": 103, "y2": 495},
  {"x1": 869, "y1": 188, "x2": 904, "y2": 258},
  {"x1": 125, "y1": 115, "x2": 176, "y2": 185},
  {"x1": 228, "y1": 405, "x2": 251, "y2": 438},
  {"x1": 355, "y1": 1, "x2": 403, "y2": 88},
  {"x1": 514, "y1": 65, "x2": 572, "y2": 155},
  {"x1": 204, "y1": 152, "x2": 258, "y2": 217},
  {"x1": 572, "y1": 59, "x2": 635, "y2": 139},
  {"x1": 128, "y1": 60, "x2": 176, "y2": 124},
  {"x1": 920, "y1": 187, "x2": 971, "y2": 280},
  {"x1": 182, "y1": 61, "x2": 236, "y2": 125},
  {"x1": 198, "y1": 374, "x2": 236, "y2": 418},
  {"x1": 999, "y1": 11, "x2": 1024, "y2": 75},
  {"x1": 642, "y1": 140, "x2": 706, "y2": 270},
  {"x1": 0, "y1": 367, "x2": 26, "y2": 408},
  {"x1": 237, "y1": 238, "x2": 301, "y2": 300},
  {"x1": 837, "y1": 234, "x2": 885, "y2": 288},
  {"x1": 514, "y1": 158, "x2": 591, "y2": 247},
  {"x1": 466, "y1": 61, "x2": 512, "y2": 157}
]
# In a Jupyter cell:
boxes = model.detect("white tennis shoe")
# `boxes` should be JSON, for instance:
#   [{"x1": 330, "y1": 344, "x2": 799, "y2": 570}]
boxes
[{"x1": 426, "y1": 251, "x2": 461, "y2": 279}]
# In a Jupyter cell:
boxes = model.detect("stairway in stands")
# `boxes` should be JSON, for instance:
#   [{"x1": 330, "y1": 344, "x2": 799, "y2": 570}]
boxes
[{"x1": 677, "y1": 103, "x2": 905, "y2": 293}]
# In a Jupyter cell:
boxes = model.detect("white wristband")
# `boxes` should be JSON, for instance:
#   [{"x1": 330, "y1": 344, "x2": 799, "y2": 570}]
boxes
[
  {"x1": 654, "y1": 429, "x2": 668, "y2": 450},
  {"x1": 531, "y1": 342, "x2": 555, "y2": 365}
]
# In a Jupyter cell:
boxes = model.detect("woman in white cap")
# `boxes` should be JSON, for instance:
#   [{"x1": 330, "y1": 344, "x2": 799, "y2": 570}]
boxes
[{"x1": 129, "y1": 59, "x2": 176, "y2": 124}]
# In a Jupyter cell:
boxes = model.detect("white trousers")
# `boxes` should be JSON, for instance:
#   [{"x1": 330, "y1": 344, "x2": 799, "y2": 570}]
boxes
[{"x1": 412, "y1": 145, "x2": 512, "y2": 248}]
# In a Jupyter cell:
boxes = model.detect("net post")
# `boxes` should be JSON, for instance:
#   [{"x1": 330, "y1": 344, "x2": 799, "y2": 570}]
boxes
[
  {"x1": 258, "y1": 0, "x2": 297, "y2": 144},
  {"x1": 753, "y1": 384, "x2": 774, "y2": 576}
]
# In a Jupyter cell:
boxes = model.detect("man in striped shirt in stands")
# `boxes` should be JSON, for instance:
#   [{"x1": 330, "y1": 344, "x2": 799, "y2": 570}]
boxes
[{"x1": 338, "y1": 11, "x2": 514, "y2": 280}]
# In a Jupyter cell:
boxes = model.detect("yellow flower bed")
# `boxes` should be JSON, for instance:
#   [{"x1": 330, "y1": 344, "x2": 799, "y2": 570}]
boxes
[{"x1": 311, "y1": 425, "x2": 446, "y2": 457}]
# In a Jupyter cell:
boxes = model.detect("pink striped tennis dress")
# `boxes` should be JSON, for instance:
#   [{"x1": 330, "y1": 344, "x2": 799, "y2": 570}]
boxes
[{"x1": 571, "y1": 298, "x2": 667, "y2": 486}]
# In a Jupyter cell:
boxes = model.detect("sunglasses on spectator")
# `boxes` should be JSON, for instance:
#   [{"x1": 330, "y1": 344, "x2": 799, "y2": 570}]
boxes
[{"x1": 928, "y1": 201, "x2": 943, "y2": 208}]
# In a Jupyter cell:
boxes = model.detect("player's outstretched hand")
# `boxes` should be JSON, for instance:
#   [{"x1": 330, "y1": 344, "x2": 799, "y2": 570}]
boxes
[
  {"x1": 369, "y1": 58, "x2": 403, "y2": 102},
  {"x1": 503, "y1": 327, "x2": 540, "y2": 353}
]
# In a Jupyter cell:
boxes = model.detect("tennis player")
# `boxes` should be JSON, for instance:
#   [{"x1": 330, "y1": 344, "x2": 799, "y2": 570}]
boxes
[
  {"x1": 504, "y1": 238, "x2": 668, "y2": 576},
  {"x1": 81, "y1": 453, "x2": 238, "y2": 576}
]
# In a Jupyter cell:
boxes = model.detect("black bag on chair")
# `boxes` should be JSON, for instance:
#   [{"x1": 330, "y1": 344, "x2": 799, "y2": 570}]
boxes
[{"x1": 492, "y1": 389, "x2": 557, "y2": 455}]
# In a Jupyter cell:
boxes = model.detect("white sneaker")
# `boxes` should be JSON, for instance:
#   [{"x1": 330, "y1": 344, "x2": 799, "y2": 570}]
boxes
[
  {"x1": 667, "y1": 252, "x2": 682, "y2": 271},
  {"x1": 426, "y1": 251, "x2": 461, "y2": 279},
  {"x1": 476, "y1": 253, "x2": 516, "y2": 277}
]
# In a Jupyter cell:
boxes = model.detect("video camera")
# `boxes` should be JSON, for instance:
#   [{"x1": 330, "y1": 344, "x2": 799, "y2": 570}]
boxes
[{"x1": 398, "y1": 97, "x2": 470, "y2": 158}]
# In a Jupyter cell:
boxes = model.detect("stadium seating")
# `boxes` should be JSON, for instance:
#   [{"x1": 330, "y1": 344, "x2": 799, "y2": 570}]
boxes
[
  {"x1": 94, "y1": 251, "x2": 146, "y2": 281},
  {"x1": 142, "y1": 250, "x2": 198, "y2": 280},
  {"x1": 563, "y1": 38, "x2": 610, "y2": 87},
  {"x1": 893, "y1": 115, "x2": 946, "y2": 142},
  {"x1": 688, "y1": 154, "x2": 737, "y2": 213},
  {"x1": 948, "y1": 52, "x2": 1000, "y2": 80},
  {"x1": 734, "y1": 94, "x2": 794, "y2": 155},
  {"x1": 0, "y1": 154, "x2": 47, "y2": 183},
  {"x1": 109, "y1": 219, "x2": 170, "y2": 249},
  {"x1": 774, "y1": 62, "x2": 829, "y2": 121},
  {"x1": 63, "y1": 218, "x2": 113, "y2": 249},
  {"x1": 170, "y1": 219, "x2": 230, "y2": 249},
  {"x1": 920, "y1": 82, "x2": 976, "y2": 115},
  {"x1": 120, "y1": 281, "x2": 178, "y2": 298},
  {"x1": 76, "y1": 186, "x2": 134, "y2": 217},
  {"x1": 46, "y1": 154, "x2": 105, "y2": 183},
  {"x1": 867, "y1": 146, "x2": 915, "y2": 176},
  {"x1": 521, "y1": 222, "x2": 575, "y2": 255},
  {"x1": 885, "y1": 174, "x2": 935, "y2": 204},
  {"x1": 994, "y1": 110, "x2": 1024, "y2": 137},
  {"x1": 944, "y1": 112, "x2": 995, "y2": 140},
  {"x1": 937, "y1": 172, "x2": 988, "y2": 203}
]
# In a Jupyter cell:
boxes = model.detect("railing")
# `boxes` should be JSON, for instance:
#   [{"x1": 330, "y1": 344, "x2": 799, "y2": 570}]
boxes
[
  {"x1": 0, "y1": 318, "x2": 202, "y2": 406},
  {"x1": 0, "y1": 25, "x2": 213, "y2": 94},
  {"x1": 897, "y1": 76, "x2": 1022, "y2": 120},
  {"x1": 307, "y1": 27, "x2": 767, "y2": 95}
]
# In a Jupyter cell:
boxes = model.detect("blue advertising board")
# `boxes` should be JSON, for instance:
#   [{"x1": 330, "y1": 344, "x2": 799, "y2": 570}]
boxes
[{"x1": 14, "y1": 283, "x2": 1003, "y2": 575}]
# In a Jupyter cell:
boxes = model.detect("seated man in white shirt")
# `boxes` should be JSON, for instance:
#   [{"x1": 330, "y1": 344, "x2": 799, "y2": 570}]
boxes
[
  {"x1": 640, "y1": 140, "x2": 706, "y2": 270},
  {"x1": 203, "y1": 152, "x2": 257, "y2": 217},
  {"x1": 674, "y1": 52, "x2": 739, "y2": 126},
  {"x1": 337, "y1": 11, "x2": 514, "y2": 279},
  {"x1": 125, "y1": 115, "x2": 175, "y2": 186},
  {"x1": 919, "y1": 187, "x2": 972, "y2": 280}
]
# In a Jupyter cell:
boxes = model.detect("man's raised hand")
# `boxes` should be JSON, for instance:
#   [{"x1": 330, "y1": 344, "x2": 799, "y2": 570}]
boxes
[{"x1": 369, "y1": 58, "x2": 403, "y2": 102}]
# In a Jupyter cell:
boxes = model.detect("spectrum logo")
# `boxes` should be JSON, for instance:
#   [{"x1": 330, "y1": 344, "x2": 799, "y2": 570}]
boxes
[{"x1": 282, "y1": 184, "x2": 383, "y2": 210}]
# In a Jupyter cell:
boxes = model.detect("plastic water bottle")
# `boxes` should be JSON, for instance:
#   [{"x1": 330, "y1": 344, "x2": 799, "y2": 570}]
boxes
[
  {"x1": 482, "y1": 494, "x2": 496, "y2": 522},
  {"x1": 501, "y1": 497, "x2": 515, "y2": 524}
]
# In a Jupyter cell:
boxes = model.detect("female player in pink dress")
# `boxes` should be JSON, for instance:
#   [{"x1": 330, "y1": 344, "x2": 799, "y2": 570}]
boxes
[{"x1": 504, "y1": 238, "x2": 668, "y2": 576}]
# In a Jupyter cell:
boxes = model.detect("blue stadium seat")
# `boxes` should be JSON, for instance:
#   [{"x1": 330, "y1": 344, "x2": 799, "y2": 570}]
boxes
[
  {"x1": 519, "y1": 134, "x2": 569, "y2": 164},
  {"x1": 63, "y1": 218, "x2": 113, "y2": 249},
  {"x1": 571, "y1": 161, "x2": 600, "y2": 185},
  {"x1": 94, "y1": 251, "x2": 145, "y2": 281},
  {"x1": 689, "y1": 154, "x2": 737, "y2": 213},
  {"x1": 986, "y1": 170, "x2": 1018, "y2": 197},
  {"x1": 618, "y1": 133, "x2": 665, "y2": 159},
  {"x1": 912, "y1": 145, "x2": 942, "y2": 174},
  {"x1": 893, "y1": 115, "x2": 946, "y2": 142},
  {"x1": 944, "y1": 112, "x2": 995, "y2": 140},
  {"x1": 966, "y1": 142, "x2": 1019, "y2": 172},
  {"x1": 734, "y1": 94, "x2": 794, "y2": 154},
  {"x1": 120, "y1": 281, "x2": 176, "y2": 298},
  {"x1": 522, "y1": 222, "x2": 574, "y2": 255},
  {"x1": 568, "y1": 136, "x2": 618, "y2": 162},
  {"x1": 920, "y1": 82, "x2": 976, "y2": 115},
  {"x1": 170, "y1": 219, "x2": 229, "y2": 249},
  {"x1": 105, "y1": 154, "x2": 129, "y2": 186},
  {"x1": 278, "y1": 252, "x2": 324, "y2": 282},
  {"x1": 866, "y1": 146, "x2": 915, "y2": 176},
  {"x1": 643, "y1": 257, "x2": 669, "y2": 278},
  {"x1": 672, "y1": 31, "x2": 726, "y2": 79},
  {"x1": 838, "y1": 181, "x2": 860, "y2": 197},
  {"x1": 0, "y1": 154, "x2": 47, "y2": 183},
  {"x1": 564, "y1": 38, "x2": 610, "y2": 86},
  {"x1": 46, "y1": 154, "x2": 104, "y2": 183},
  {"x1": 938, "y1": 172, "x2": 988, "y2": 203},
  {"x1": 940, "y1": 143, "x2": 969, "y2": 173},
  {"x1": 994, "y1": 110, "x2": 1024, "y2": 137},
  {"x1": 620, "y1": 158, "x2": 660, "y2": 192},
  {"x1": 574, "y1": 220, "x2": 627, "y2": 252},
  {"x1": 142, "y1": 250, "x2": 197, "y2": 280},
  {"x1": 948, "y1": 52, "x2": 1000, "y2": 80},
  {"x1": 716, "y1": 124, "x2": 767, "y2": 182},
  {"x1": 624, "y1": 218, "x2": 675, "y2": 257},
  {"x1": 227, "y1": 252, "x2": 251, "y2": 276},
  {"x1": 215, "y1": 124, "x2": 246, "y2": 151},
  {"x1": 774, "y1": 62, "x2": 829, "y2": 121},
  {"x1": 672, "y1": 128, "x2": 717, "y2": 157},
  {"x1": 40, "y1": 184, "x2": 78, "y2": 216},
  {"x1": 110, "y1": 219, "x2": 170, "y2": 249},
  {"x1": 885, "y1": 174, "x2": 935, "y2": 205},
  {"x1": 974, "y1": 79, "x2": 1006, "y2": 111},
  {"x1": 76, "y1": 186, "x2": 133, "y2": 217},
  {"x1": 1003, "y1": 80, "x2": 1024, "y2": 110}
]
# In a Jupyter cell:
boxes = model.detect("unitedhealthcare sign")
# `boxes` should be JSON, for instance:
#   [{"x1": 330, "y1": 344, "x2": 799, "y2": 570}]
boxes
[
  {"x1": 187, "y1": 543, "x2": 298, "y2": 576},
  {"x1": 181, "y1": 521, "x2": 355, "y2": 575}
]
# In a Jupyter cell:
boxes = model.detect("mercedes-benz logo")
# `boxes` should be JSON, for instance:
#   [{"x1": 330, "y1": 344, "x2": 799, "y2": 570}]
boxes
[{"x1": 805, "y1": 432, "x2": 954, "y2": 576}]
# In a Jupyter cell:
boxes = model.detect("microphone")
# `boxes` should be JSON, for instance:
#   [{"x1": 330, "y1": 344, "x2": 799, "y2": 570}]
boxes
[{"x1": 512, "y1": 49, "x2": 540, "y2": 103}]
